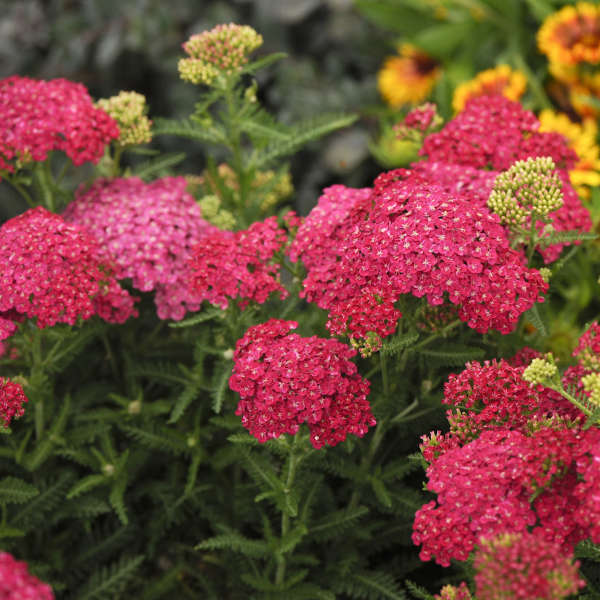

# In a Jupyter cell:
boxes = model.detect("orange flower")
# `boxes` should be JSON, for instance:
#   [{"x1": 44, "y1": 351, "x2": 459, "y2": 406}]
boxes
[
  {"x1": 377, "y1": 44, "x2": 440, "y2": 107},
  {"x1": 538, "y1": 3, "x2": 600, "y2": 67},
  {"x1": 539, "y1": 109, "x2": 600, "y2": 198},
  {"x1": 452, "y1": 65, "x2": 527, "y2": 112}
]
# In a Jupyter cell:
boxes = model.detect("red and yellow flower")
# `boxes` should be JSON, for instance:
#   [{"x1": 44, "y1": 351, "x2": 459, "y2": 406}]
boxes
[
  {"x1": 377, "y1": 44, "x2": 440, "y2": 107},
  {"x1": 452, "y1": 65, "x2": 527, "y2": 112}
]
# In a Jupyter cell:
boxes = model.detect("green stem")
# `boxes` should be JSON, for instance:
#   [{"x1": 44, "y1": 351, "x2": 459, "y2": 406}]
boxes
[
  {"x1": 380, "y1": 352, "x2": 390, "y2": 399},
  {"x1": 4, "y1": 176, "x2": 36, "y2": 208},
  {"x1": 112, "y1": 146, "x2": 124, "y2": 177},
  {"x1": 349, "y1": 418, "x2": 387, "y2": 509},
  {"x1": 552, "y1": 385, "x2": 593, "y2": 418},
  {"x1": 275, "y1": 434, "x2": 303, "y2": 587},
  {"x1": 526, "y1": 217, "x2": 539, "y2": 267}
]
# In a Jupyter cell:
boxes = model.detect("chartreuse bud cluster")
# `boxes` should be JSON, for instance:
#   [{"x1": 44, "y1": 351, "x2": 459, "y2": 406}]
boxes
[
  {"x1": 522, "y1": 354, "x2": 560, "y2": 386},
  {"x1": 96, "y1": 91, "x2": 152, "y2": 147},
  {"x1": 178, "y1": 24, "x2": 263, "y2": 85},
  {"x1": 197, "y1": 195, "x2": 236, "y2": 230},
  {"x1": 488, "y1": 156, "x2": 563, "y2": 226},
  {"x1": 581, "y1": 373, "x2": 600, "y2": 408}
]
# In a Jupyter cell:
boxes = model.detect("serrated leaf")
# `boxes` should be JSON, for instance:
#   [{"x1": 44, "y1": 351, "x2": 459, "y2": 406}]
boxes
[
  {"x1": 67, "y1": 474, "x2": 108, "y2": 499},
  {"x1": 168, "y1": 307, "x2": 224, "y2": 328},
  {"x1": 523, "y1": 303, "x2": 548, "y2": 338},
  {"x1": 370, "y1": 476, "x2": 392, "y2": 508},
  {"x1": 0, "y1": 477, "x2": 38, "y2": 504},
  {"x1": 309, "y1": 506, "x2": 369, "y2": 541},
  {"x1": 195, "y1": 532, "x2": 268, "y2": 558},
  {"x1": 279, "y1": 524, "x2": 308, "y2": 554},
  {"x1": 240, "y1": 52, "x2": 287, "y2": 75},
  {"x1": 152, "y1": 118, "x2": 226, "y2": 144},
  {"x1": 212, "y1": 365, "x2": 231, "y2": 413},
  {"x1": 538, "y1": 230, "x2": 597, "y2": 248},
  {"x1": 75, "y1": 555, "x2": 144, "y2": 600},
  {"x1": 131, "y1": 152, "x2": 186, "y2": 179},
  {"x1": 381, "y1": 331, "x2": 420, "y2": 356},
  {"x1": 417, "y1": 344, "x2": 484, "y2": 366}
]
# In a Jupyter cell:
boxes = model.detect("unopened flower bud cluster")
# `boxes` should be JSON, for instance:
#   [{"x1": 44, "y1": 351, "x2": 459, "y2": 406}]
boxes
[
  {"x1": 522, "y1": 354, "x2": 559, "y2": 386},
  {"x1": 488, "y1": 156, "x2": 564, "y2": 226},
  {"x1": 179, "y1": 24, "x2": 263, "y2": 85},
  {"x1": 96, "y1": 91, "x2": 152, "y2": 147}
]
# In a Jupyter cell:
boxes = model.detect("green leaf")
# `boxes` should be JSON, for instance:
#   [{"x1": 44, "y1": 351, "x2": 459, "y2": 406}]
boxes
[
  {"x1": 252, "y1": 113, "x2": 357, "y2": 169},
  {"x1": 354, "y1": 0, "x2": 434, "y2": 34},
  {"x1": 309, "y1": 506, "x2": 369, "y2": 541},
  {"x1": 524, "y1": 0, "x2": 555, "y2": 20},
  {"x1": 131, "y1": 152, "x2": 186, "y2": 179},
  {"x1": 152, "y1": 117, "x2": 226, "y2": 144},
  {"x1": 195, "y1": 531, "x2": 269, "y2": 558},
  {"x1": 0, "y1": 526, "x2": 25, "y2": 538},
  {"x1": 240, "y1": 52, "x2": 287, "y2": 75},
  {"x1": 538, "y1": 230, "x2": 597, "y2": 248},
  {"x1": 370, "y1": 476, "x2": 392, "y2": 508},
  {"x1": 523, "y1": 304, "x2": 548, "y2": 338},
  {"x1": 411, "y1": 22, "x2": 474, "y2": 58},
  {"x1": 417, "y1": 344, "x2": 484, "y2": 366},
  {"x1": 120, "y1": 424, "x2": 190, "y2": 455},
  {"x1": 0, "y1": 477, "x2": 38, "y2": 504},
  {"x1": 381, "y1": 331, "x2": 419, "y2": 356},
  {"x1": 67, "y1": 474, "x2": 108, "y2": 499},
  {"x1": 279, "y1": 524, "x2": 308, "y2": 554},
  {"x1": 211, "y1": 364, "x2": 232, "y2": 414},
  {"x1": 168, "y1": 307, "x2": 224, "y2": 328},
  {"x1": 75, "y1": 555, "x2": 144, "y2": 600}
]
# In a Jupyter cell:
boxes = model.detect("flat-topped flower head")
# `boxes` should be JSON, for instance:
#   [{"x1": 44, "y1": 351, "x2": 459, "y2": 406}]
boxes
[
  {"x1": 377, "y1": 44, "x2": 440, "y2": 107},
  {"x1": 488, "y1": 156, "x2": 563, "y2": 226},
  {"x1": 96, "y1": 91, "x2": 152, "y2": 147},
  {"x1": 64, "y1": 177, "x2": 215, "y2": 321},
  {"x1": 295, "y1": 173, "x2": 547, "y2": 347},
  {"x1": 229, "y1": 319, "x2": 375, "y2": 449},
  {"x1": 452, "y1": 65, "x2": 527, "y2": 113},
  {"x1": 474, "y1": 531, "x2": 585, "y2": 600},
  {"x1": 0, "y1": 76, "x2": 118, "y2": 175},
  {"x1": 179, "y1": 24, "x2": 263, "y2": 85},
  {"x1": 0, "y1": 377, "x2": 27, "y2": 427},
  {"x1": 0, "y1": 552, "x2": 54, "y2": 599},
  {"x1": 538, "y1": 3, "x2": 600, "y2": 67},
  {"x1": 434, "y1": 583, "x2": 472, "y2": 600},
  {"x1": 0, "y1": 207, "x2": 137, "y2": 338},
  {"x1": 189, "y1": 217, "x2": 287, "y2": 310}
]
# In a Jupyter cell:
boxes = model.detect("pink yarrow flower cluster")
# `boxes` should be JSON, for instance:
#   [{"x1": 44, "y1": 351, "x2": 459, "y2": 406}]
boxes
[
  {"x1": 474, "y1": 531, "x2": 585, "y2": 600},
  {"x1": 63, "y1": 177, "x2": 216, "y2": 320},
  {"x1": 413, "y1": 338, "x2": 600, "y2": 572},
  {"x1": 0, "y1": 377, "x2": 28, "y2": 427},
  {"x1": 189, "y1": 217, "x2": 288, "y2": 309},
  {"x1": 0, "y1": 552, "x2": 54, "y2": 599},
  {"x1": 229, "y1": 319, "x2": 375, "y2": 449},
  {"x1": 418, "y1": 95, "x2": 591, "y2": 263},
  {"x1": 289, "y1": 174, "x2": 547, "y2": 347},
  {"x1": 0, "y1": 76, "x2": 118, "y2": 175},
  {"x1": 0, "y1": 207, "x2": 137, "y2": 340}
]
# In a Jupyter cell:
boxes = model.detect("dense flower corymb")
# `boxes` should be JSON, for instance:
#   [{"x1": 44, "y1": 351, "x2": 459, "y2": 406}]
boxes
[
  {"x1": 0, "y1": 207, "x2": 137, "y2": 339},
  {"x1": 0, "y1": 377, "x2": 28, "y2": 427},
  {"x1": 179, "y1": 24, "x2": 263, "y2": 85},
  {"x1": 0, "y1": 552, "x2": 54, "y2": 599},
  {"x1": 293, "y1": 173, "x2": 547, "y2": 346},
  {"x1": 96, "y1": 91, "x2": 152, "y2": 147},
  {"x1": 229, "y1": 319, "x2": 375, "y2": 449},
  {"x1": 189, "y1": 217, "x2": 288, "y2": 310},
  {"x1": 64, "y1": 177, "x2": 215, "y2": 320},
  {"x1": 474, "y1": 531, "x2": 585, "y2": 600},
  {"x1": 0, "y1": 76, "x2": 118, "y2": 175}
]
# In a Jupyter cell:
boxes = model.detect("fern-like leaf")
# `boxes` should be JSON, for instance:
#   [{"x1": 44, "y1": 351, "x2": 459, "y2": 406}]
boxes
[
  {"x1": 416, "y1": 344, "x2": 484, "y2": 366},
  {"x1": 152, "y1": 117, "x2": 226, "y2": 144},
  {"x1": 538, "y1": 230, "x2": 597, "y2": 248},
  {"x1": 119, "y1": 424, "x2": 190, "y2": 455},
  {"x1": 309, "y1": 506, "x2": 369, "y2": 541},
  {"x1": 251, "y1": 113, "x2": 357, "y2": 169},
  {"x1": 0, "y1": 477, "x2": 38, "y2": 504},
  {"x1": 131, "y1": 152, "x2": 186, "y2": 179},
  {"x1": 168, "y1": 307, "x2": 224, "y2": 328},
  {"x1": 337, "y1": 570, "x2": 407, "y2": 600},
  {"x1": 75, "y1": 555, "x2": 144, "y2": 600},
  {"x1": 523, "y1": 304, "x2": 548, "y2": 338},
  {"x1": 195, "y1": 531, "x2": 269, "y2": 558},
  {"x1": 381, "y1": 332, "x2": 420, "y2": 356},
  {"x1": 405, "y1": 580, "x2": 435, "y2": 600}
]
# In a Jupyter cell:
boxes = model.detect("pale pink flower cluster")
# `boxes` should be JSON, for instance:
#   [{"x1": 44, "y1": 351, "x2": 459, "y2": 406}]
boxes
[{"x1": 63, "y1": 177, "x2": 216, "y2": 320}]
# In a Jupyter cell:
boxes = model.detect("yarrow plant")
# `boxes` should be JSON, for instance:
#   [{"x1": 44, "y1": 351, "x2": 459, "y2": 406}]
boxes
[{"x1": 1, "y1": 20, "x2": 600, "y2": 600}]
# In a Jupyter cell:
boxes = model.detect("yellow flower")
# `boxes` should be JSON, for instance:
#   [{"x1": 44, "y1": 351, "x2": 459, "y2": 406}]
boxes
[
  {"x1": 452, "y1": 64, "x2": 527, "y2": 112},
  {"x1": 538, "y1": 3, "x2": 600, "y2": 67},
  {"x1": 377, "y1": 44, "x2": 440, "y2": 107},
  {"x1": 539, "y1": 109, "x2": 600, "y2": 198}
]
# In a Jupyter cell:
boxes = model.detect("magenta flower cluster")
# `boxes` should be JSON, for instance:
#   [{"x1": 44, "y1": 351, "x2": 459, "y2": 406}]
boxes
[
  {"x1": 229, "y1": 319, "x2": 375, "y2": 449},
  {"x1": 412, "y1": 332, "x2": 600, "y2": 574},
  {"x1": 63, "y1": 177, "x2": 216, "y2": 320},
  {"x1": 0, "y1": 207, "x2": 137, "y2": 340},
  {"x1": 0, "y1": 377, "x2": 28, "y2": 428},
  {"x1": 0, "y1": 76, "x2": 118, "y2": 174},
  {"x1": 189, "y1": 217, "x2": 288, "y2": 309},
  {"x1": 0, "y1": 552, "x2": 54, "y2": 599},
  {"x1": 290, "y1": 174, "x2": 547, "y2": 345}
]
